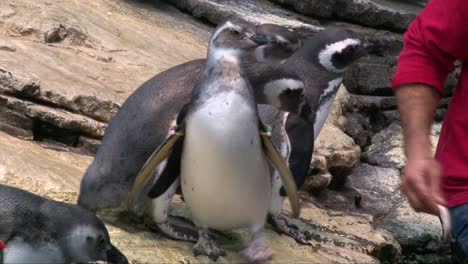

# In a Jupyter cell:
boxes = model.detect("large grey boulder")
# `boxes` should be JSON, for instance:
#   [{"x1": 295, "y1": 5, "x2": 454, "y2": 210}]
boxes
[
  {"x1": 268, "y1": 0, "x2": 423, "y2": 33},
  {"x1": 363, "y1": 122, "x2": 441, "y2": 169}
]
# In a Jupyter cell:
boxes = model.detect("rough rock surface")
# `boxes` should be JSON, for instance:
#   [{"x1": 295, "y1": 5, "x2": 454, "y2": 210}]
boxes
[
  {"x1": 268, "y1": 0, "x2": 423, "y2": 32},
  {"x1": 316, "y1": 163, "x2": 453, "y2": 263},
  {"x1": 363, "y1": 122, "x2": 441, "y2": 169},
  {"x1": 0, "y1": 131, "x2": 399, "y2": 263}
]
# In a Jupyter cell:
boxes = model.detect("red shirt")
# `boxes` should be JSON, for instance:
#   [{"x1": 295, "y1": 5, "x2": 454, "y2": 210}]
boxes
[{"x1": 392, "y1": 0, "x2": 468, "y2": 208}]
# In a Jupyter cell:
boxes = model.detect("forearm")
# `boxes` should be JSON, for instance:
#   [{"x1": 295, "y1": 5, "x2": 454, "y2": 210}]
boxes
[{"x1": 395, "y1": 84, "x2": 441, "y2": 160}]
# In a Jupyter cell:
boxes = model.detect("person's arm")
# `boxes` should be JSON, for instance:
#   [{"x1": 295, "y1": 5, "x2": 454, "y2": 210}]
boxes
[
  {"x1": 394, "y1": 85, "x2": 443, "y2": 215},
  {"x1": 392, "y1": 0, "x2": 467, "y2": 214}
]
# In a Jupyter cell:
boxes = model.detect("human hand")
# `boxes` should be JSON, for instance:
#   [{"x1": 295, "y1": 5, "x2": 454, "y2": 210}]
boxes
[{"x1": 400, "y1": 157, "x2": 446, "y2": 215}]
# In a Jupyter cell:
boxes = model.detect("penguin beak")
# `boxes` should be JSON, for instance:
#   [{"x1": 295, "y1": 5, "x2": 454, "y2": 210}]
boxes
[
  {"x1": 362, "y1": 37, "x2": 388, "y2": 57},
  {"x1": 106, "y1": 244, "x2": 128, "y2": 264}
]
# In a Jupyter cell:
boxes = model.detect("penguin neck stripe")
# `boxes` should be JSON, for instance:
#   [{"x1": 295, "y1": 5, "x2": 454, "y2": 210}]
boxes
[
  {"x1": 318, "y1": 38, "x2": 360, "y2": 73},
  {"x1": 209, "y1": 21, "x2": 235, "y2": 46}
]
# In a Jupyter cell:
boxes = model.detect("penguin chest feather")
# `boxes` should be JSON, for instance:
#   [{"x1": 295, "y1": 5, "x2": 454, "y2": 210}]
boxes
[
  {"x1": 4, "y1": 240, "x2": 64, "y2": 263},
  {"x1": 314, "y1": 77, "x2": 343, "y2": 139},
  {"x1": 181, "y1": 91, "x2": 271, "y2": 230}
]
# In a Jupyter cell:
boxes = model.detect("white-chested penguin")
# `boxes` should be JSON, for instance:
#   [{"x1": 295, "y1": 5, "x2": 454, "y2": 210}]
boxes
[
  {"x1": 77, "y1": 23, "x2": 302, "y2": 243},
  {"x1": 127, "y1": 19, "x2": 302, "y2": 262},
  {"x1": 245, "y1": 28, "x2": 387, "y2": 242},
  {"x1": 0, "y1": 184, "x2": 128, "y2": 264},
  {"x1": 78, "y1": 22, "x2": 387, "y2": 246}
]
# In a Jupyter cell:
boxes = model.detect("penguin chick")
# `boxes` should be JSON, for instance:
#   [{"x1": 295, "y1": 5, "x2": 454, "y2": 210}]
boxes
[{"x1": 0, "y1": 184, "x2": 128, "y2": 264}]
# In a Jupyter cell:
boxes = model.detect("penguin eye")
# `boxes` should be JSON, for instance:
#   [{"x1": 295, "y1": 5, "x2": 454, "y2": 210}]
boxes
[
  {"x1": 231, "y1": 29, "x2": 241, "y2": 36},
  {"x1": 97, "y1": 236, "x2": 107, "y2": 249}
]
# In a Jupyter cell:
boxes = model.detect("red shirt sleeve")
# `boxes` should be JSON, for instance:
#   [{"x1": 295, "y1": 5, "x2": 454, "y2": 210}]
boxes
[{"x1": 391, "y1": 0, "x2": 468, "y2": 96}]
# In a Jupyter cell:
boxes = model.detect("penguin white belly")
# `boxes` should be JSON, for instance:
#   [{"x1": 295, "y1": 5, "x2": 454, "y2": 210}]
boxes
[
  {"x1": 181, "y1": 91, "x2": 271, "y2": 231},
  {"x1": 4, "y1": 241, "x2": 64, "y2": 264},
  {"x1": 314, "y1": 78, "x2": 342, "y2": 140}
]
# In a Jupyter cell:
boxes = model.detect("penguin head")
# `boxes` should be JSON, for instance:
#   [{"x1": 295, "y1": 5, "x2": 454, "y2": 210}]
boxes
[
  {"x1": 209, "y1": 18, "x2": 257, "y2": 51},
  {"x1": 253, "y1": 24, "x2": 302, "y2": 63},
  {"x1": 65, "y1": 224, "x2": 128, "y2": 264},
  {"x1": 301, "y1": 28, "x2": 388, "y2": 73}
]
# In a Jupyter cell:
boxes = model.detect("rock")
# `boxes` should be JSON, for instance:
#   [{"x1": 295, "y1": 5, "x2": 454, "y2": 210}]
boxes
[
  {"x1": 334, "y1": 0, "x2": 421, "y2": 33},
  {"x1": 344, "y1": 59, "x2": 396, "y2": 96},
  {"x1": 269, "y1": 0, "x2": 422, "y2": 33},
  {"x1": 363, "y1": 122, "x2": 405, "y2": 168},
  {"x1": 269, "y1": 0, "x2": 336, "y2": 18},
  {"x1": 376, "y1": 200, "x2": 443, "y2": 254},
  {"x1": 346, "y1": 163, "x2": 401, "y2": 214},
  {"x1": 164, "y1": 0, "x2": 322, "y2": 37},
  {"x1": 313, "y1": 123, "x2": 361, "y2": 189},
  {"x1": 77, "y1": 136, "x2": 101, "y2": 156},
  {"x1": 0, "y1": 130, "x2": 400, "y2": 263},
  {"x1": 0, "y1": 107, "x2": 33, "y2": 139},
  {"x1": 327, "y1": 84, "x2": 350, "y2": 130},
  {"x1": 363, "y1": 122, "x2": 441, "y2": 169},
  {"x1": 344, "y1": 112, "x2": 372, "y2": 148},
  {"x1": 43, "y1": 24, "x2": 68, "y2": 43},
  {"x1": 0, "y1": 37, "x2": 16, "y2": 51},
  {"x1": 349, "y1": 94, "x2": 397, "y2": 111},
  {"x1": 0, "y1": 4, "x2": 16, "y2": 19},
  {"x1": 0, "y1": 94, "x2": 107, "y2": 139},
  {"x1": 1, "y1": 0, "x2": 209, "y2": 125}
]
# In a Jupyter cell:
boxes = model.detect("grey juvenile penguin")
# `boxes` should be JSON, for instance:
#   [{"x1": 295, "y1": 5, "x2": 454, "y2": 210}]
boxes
[
  {"x1": 129, "y1": 18, "x2": 300, "y2": 262},
  {"x1": 77, "y1": 22, "x2": 303, "y2": 242},
  {"x1": 0, "y1": 184, "x2": 128, "y2": 264}
]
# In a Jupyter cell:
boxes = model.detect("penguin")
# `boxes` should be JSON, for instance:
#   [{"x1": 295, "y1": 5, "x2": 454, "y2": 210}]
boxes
[
  {"x1": 77, "y1": 22, "x2": 303, "y2": 243},
  {"x1": 0, "y1": 184, "x2": 128, "y2": 264},
  {"x1": 247, "y1": 29, "x2": 387, "y2": 243},
  {"x1": 128, "y1": 18, "x2": 300, "y2": 262},
  {"x1": 78, "y1": 22, "x2": 387, "y2": 244}
]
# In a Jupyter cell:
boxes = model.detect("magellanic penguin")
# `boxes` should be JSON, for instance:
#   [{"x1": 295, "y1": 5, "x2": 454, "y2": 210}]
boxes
[
  {"x1": 248, "y1": 28, "x2": 387, "y2": 242},
  {"x1": 0, "y1": 184, "x2": 128, "y2": 264},
  {"x1": 127, "y1": 19, "x2": 300, "y2": 262},
  {"x1": 77, "y1": 23, "x2": 302, "y2": 243}
]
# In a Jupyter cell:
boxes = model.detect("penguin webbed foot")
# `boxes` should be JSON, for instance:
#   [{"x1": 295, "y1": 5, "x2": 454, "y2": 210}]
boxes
[
  {"x1": 193, "y1": 229, "x2": 226, "y2": 261},
  {"x1": 268, "y1": 213, "x2": 312, "y2": 245},
  {"x1": 148, "y1": 221, "x2": 198, "y2": 242},
  {"x1": 242, "y1": 230, "x2": 273, "y2": 264}
]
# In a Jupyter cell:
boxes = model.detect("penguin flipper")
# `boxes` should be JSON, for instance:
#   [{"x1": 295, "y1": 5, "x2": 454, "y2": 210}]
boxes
[
  {"x1": 147, "y1": 137, "x2": 184, "y2": 199},
  {"x1": 127, "y1": 130, "x2": 184, "y2": 211},
  {"x1": 280, "y1": 114, "x2": 314, "y2": 196},
  {"x1": 259, "y1": 121, "x2": 301, "y2": 218}
]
